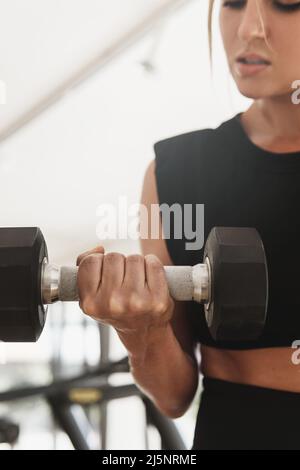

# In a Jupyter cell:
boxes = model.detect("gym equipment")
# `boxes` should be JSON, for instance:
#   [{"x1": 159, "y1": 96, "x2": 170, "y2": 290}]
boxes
[
  {"x1": 0, "y1": 418, "x2": 19, "y2": 446},
  {"x1": 0, "y1": 226, "x2": 268, "y2": 343},
  {"x1": 0, "y1": 355, "x2": 186, "y2": 450}
]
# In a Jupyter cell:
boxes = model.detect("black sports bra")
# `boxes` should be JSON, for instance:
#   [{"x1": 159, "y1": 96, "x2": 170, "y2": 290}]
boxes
[{"x1": 154, "y1": 113, "x2": 300, "y2": 350}]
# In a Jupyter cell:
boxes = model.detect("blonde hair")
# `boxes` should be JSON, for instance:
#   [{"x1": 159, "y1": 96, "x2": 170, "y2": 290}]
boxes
[{"x1": 208, "y1": 0, "x2": 215, "y2": 65}]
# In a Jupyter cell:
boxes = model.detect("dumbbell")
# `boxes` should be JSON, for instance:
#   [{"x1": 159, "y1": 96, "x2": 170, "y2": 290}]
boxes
[{"x1": 0, "y1": 226, "x2": 268, "y2": 343}]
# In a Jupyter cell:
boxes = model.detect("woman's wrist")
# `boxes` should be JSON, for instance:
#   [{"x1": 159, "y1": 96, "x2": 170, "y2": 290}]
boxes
[{"x1": 115, "y1": 322, "x2": 173, "y2": 366}]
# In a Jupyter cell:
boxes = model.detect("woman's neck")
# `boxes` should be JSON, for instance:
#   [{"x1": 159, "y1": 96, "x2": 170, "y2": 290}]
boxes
[{"x1": 241, "y1": 97, "x2": 300, "y2": 153}]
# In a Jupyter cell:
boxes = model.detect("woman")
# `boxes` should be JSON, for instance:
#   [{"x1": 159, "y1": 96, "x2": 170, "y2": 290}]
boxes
[{"x1": 77, "y1": 0, "x2": 300, "y2": 449}]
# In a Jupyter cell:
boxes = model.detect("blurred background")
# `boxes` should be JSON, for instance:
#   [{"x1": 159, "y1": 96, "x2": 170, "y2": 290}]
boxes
[{"x1": 0, "y1": 0, "x2": 250, "y2": 450}]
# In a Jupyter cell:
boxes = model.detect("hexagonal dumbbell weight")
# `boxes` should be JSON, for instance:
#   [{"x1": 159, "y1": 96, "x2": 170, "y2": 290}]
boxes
[
  {"x1": 203, "y1": 227, "x2": 268, "y2": 341},
  {"x1": 0, "y1": 227, "x2": 47, "y2": 342},
  {"x1": 0, "y1": 226, "x2": 268, "y2": 342}
]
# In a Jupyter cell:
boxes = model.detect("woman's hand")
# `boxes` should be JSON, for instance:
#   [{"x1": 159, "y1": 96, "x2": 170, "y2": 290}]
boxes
[{"x1": 76, "y1": 248, "x2": 175, "y2": 339}]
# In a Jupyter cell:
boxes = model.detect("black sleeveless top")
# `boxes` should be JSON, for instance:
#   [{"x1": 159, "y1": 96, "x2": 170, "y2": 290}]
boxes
[{"x1": 154, "y1": 112, "x2": 300, "y2": 350}]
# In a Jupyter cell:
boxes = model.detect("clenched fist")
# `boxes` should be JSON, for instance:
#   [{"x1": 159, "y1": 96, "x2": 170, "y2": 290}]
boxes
[{"x1": 76, "y1": 247, "x2": 175, "y2": 336}]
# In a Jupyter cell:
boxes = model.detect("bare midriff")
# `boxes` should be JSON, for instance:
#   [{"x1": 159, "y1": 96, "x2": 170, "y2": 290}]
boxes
[{"x1": 200, "y1": 345, "x2": 300, "y2": 392}]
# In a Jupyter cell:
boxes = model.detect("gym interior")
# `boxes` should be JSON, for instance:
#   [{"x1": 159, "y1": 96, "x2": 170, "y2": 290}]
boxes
[{"x1": 0, "y1": 0, "x2": 299, "y2": 452}]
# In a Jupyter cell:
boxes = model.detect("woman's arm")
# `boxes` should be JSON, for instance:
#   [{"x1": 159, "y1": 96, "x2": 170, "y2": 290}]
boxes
[
  {"x1": 77, "y1": 159, "x2": 199, "y2": 419},
  {"x1": 127, "y1": 159, "x2": 199, "y2": 419}
]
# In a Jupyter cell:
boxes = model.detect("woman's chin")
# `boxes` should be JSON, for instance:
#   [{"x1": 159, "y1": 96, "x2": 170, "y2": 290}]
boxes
[
  {"x1": 234, "y1": 82, "x2": 276, "y2": 100},
  {"x1": 235, "y1": 82, "x2": 293, "y2": 101}
]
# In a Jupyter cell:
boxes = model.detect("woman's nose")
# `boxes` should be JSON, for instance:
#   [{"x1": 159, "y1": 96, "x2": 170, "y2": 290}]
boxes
[{"x1": 237, "y1": 0, "x2": 267, "y2": 42}]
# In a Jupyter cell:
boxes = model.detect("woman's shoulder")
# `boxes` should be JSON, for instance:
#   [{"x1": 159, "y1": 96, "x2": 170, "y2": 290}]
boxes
[
  {"x1": 154, "y1": 114, "x2": 238, "y2": 169},
  {"x1": 154, "y1": 127, "x2": 213, "y2": 161}
]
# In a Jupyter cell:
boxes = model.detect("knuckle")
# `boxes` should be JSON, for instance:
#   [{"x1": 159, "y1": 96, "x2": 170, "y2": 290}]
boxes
[
  {"x1": 80, "y1": 297, "x2": 100, "y2": 317},
  {"x1": 108, "y1": 294, "x2": 126, "y2": 317},
  {"x1": 77, "y1": 247, "x2": 104, "y2": 265},
  {"x1": 128, "y1": 293, "x2": 148, "y2": 313},
  {"x1": 81, "y1": 253, "x2": 102, "y2": 267},
  {"x1": 105, "y1": 252, "x2": 124, "y2": 263},
  {"x1": 145, "y1": 255, "x2": 163, "y2": 270},
  {"x1": 126, "y1": 254, "x2": 144, "y2": 264},
  {"x1": 152, "y1": 300, "x2": 168, "y2": 315}
]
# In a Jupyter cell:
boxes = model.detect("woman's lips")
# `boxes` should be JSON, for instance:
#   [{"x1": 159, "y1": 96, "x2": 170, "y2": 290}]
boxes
[{"x1": 234, "y1": 59, "x2": 271, "y2": 77}]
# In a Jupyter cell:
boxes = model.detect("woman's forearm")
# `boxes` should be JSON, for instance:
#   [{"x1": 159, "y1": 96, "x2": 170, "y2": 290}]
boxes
[{"x1": 116, "y1": 323, "x2": 199, "y2": 419}]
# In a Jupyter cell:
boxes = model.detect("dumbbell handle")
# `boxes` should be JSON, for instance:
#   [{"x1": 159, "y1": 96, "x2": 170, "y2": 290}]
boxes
[{"x1": 41, "y1": 261, "x2": 211, "y2": 305}]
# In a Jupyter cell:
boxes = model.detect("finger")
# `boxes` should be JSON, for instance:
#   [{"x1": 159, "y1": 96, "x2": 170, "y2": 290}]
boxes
[
  {"x1": 101, "y1": 252, "x2": 125, "y2": 290},
  {"x1": 77, "y1": 246, "x2": 105, "y2": 266},
  {"x1": 77, "y1": 253, "x2": 104, "y2": 300},
  {"x1": 123, "y1": 254, "x2": 146, "y2": 290},
  {"x1": 145, "y1": 254, "x2": 169, "y2": 296}
]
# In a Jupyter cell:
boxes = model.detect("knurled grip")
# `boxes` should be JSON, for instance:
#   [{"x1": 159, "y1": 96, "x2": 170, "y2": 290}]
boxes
[{"x1": 54, "y1": 264, "x2": 209, "y2": 304}]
